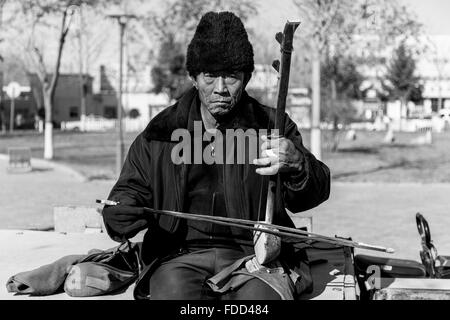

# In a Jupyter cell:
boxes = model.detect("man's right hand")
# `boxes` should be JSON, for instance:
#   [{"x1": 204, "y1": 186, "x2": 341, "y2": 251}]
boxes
[{"x1": 102, "y1": 205, "x2": 150, "y2": 240}]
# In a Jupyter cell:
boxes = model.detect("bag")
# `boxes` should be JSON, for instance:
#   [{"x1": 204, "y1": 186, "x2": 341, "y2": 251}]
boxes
[
  {"x1": 354, "y1": 254, "x2": 427, "y2": 279},
  {"x1": 64, "y1": 241, "x2": 141, "y2": 297},
  {"x1": 354, "y1": 254, "x2": 427, "y2": 300}
]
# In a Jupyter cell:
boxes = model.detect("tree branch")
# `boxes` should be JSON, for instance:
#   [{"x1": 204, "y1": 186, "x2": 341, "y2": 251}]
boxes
[{"x1": 48, "y1": 8, "x2": 68, "y2": 97}]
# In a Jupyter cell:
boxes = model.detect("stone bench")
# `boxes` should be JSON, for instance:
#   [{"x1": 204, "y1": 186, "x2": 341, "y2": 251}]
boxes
[
  {"x1": 7, "y1": 147, "x2": 32, "y2": 173},
  {"x1": 54, "y1": 206, "x2": 105, "y2": 234}
]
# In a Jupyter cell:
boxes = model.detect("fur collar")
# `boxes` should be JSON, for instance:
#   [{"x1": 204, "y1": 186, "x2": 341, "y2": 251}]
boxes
[{"x1": 143, "y1": 87, "x2": 276, "y2": 142}]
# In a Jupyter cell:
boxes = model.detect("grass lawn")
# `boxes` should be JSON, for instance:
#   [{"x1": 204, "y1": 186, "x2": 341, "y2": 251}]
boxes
[{"x1": 1, "y1": 128, "x2": 450, "y2": 182}]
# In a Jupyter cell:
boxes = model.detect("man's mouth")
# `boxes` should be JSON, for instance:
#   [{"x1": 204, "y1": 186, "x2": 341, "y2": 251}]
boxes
[{"x1": 211, "y1": 100, "x2": 232, "y2": 105}]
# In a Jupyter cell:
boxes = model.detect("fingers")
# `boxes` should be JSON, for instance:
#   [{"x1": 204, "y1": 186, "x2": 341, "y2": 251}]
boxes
[
  {"x1": 261, "y1": 133, "x2": 282, "y2": 140},
  {"x1": 255, "y1": 163, "x2": 280, "y2": 176},
  {"x1": 253, "y1": 157, "x2": 272, "y2": 166},
  {"x1": 255, "y1": 141, "x2": 281, "y2": 176},
  {"x1": 254, "y1": 156, "x2": 279, "y2": 175},
  {"x1": 261, "y1": 135, "x2": 281, "y2": 150}
]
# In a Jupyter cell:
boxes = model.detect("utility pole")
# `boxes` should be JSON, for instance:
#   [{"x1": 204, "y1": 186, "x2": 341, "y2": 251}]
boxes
[
  {"x1": 311, "y1": 49, "x2": 322, "y2": 160},
  {"x1": 77, "y1": 2, "x2": 87, "y2": 132},
  {"x1": 107, "y1": 14, "x2": 136, "y2": 176},
  {"x1": 0, "y1": 0, "x2": 6, "y2": 134}
]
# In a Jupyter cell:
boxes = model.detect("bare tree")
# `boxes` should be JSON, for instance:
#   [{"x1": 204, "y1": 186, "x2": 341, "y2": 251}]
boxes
[
  {"x1": 293, "y1": 0, "x2": 424, "y2": 156},
  {"x1": 2, "y1": 0, "x2": 82, "y2": 159},
  {"x1": 136, "y1": 0, "x2": 258, "y2": 47},
  {"x1": 2, "y1": 0, "x2": 119, "y2": 157},
  {"x1": 293, "y1": 0, "x2": 372, "y2": 159}
]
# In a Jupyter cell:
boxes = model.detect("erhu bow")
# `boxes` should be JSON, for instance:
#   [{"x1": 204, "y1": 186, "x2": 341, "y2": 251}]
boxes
[
  {"x1": 98, "y1": 200, "x2": 395, "y2": 253},
  {"x1": 253, "y1": 21, "x2": 301, "y2": 265}
]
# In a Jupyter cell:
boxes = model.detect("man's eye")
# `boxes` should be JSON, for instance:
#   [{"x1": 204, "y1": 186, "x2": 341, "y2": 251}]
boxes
[
  {"x1": 225, "y1": 75, "x2": 239, "y2": 84},
  {"x1": 203, "y1": 74, "x2": 216, "y2": 82}
]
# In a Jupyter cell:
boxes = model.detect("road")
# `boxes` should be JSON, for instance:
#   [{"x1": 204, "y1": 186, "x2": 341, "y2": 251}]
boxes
[{"x1": 0, "y1": 156, "x2": 112, "y2": 230}]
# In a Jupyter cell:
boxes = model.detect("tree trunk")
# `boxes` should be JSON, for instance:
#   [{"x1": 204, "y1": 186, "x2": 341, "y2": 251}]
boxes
[
  {"x1": 330, "y1": 78, "x2": 340, "y2": 152},
  {"x1": 399, "y1": 96, "x2": 406, "y2": 132},
  {"x1": 42, "y1": 8, "x2": 71, "y2": 160},
  {"x1": 79, "y1": 75, "x2": 87, "y2": 132},
  {"x1": 43, "y1": 89, "x2": 53, "y2": 160}
]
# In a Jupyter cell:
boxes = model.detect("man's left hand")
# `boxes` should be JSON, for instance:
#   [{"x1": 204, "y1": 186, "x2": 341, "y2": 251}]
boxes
[{"x1": 253, "y1": 134, "x2": 304, "y2": 176}]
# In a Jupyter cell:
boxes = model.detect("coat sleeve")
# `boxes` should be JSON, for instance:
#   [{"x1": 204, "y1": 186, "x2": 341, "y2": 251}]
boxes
[
  {"x1": 107, "y1": 134, "x2": 153, "y2": 207},
  {"x1": 280, "y1": 115, "x2": 331, "y2": 213},
  {"x1": 102, "y1": 134, "x2": 154, "y2": 241}
]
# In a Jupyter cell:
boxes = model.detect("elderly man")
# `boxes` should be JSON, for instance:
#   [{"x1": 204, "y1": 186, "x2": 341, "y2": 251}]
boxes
[{"x1": 102, "y1": 11, "x2": 330, "y2": 300}]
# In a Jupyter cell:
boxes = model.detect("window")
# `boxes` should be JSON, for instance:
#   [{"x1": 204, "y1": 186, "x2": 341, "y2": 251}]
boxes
[
  {"x1": 69, "y1": 106, "x2": 79, "y2": 119},
  {"x1": 431, "y1": 99, "x2": 439, "y2": 112},
  {"x1": 104, "y1": 106, "x2": 117, "y2": 119}
]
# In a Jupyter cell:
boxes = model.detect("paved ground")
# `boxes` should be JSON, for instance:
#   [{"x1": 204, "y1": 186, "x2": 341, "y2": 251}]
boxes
[
  {"x1": 0, "y1": 156, "x2": 113, "y2": 230},
  {"x1": 2, "y1": 156, "x2": 450, "y2": 262},
  {"x1": 309, "y1": 182, "x2": 450, "y2": 261}
]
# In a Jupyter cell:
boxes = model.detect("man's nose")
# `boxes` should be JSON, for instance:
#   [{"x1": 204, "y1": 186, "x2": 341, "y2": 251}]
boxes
[{"x1": 214, "y1": 77, "x2": 227, "y2": 94}]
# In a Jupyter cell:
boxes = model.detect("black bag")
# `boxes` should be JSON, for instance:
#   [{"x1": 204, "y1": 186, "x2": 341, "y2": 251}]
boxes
[
  {"x1": 64, "y1": 241, "x2": 141, "y2": 297},
  {"x1": 354, "y1": 254, "x2": 427, "y2": 279},
  {"x1": 354, "y1": 254, "x2": 427, "y2": 300},
  {"x1": 6, "y1": 241, "x2": 141, "y2": 297}
]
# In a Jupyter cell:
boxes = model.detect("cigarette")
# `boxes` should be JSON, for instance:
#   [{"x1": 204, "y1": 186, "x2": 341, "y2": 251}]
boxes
[{"x1": 96, "y1": 199, "x2": 119, "y2": 206}]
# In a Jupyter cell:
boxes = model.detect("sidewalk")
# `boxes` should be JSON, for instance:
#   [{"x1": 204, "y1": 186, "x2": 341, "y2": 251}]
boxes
[
  {"x1": 0, "y1": 156, "x2": 114, "y2": 230},
  {"x1": 309, "y1": 182, "x2": 450, "y2": 261}
]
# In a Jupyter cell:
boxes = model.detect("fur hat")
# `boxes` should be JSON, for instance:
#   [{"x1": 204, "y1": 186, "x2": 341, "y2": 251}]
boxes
[{"x1": 186, "y1": 11, "x2": 254, "y2": 76}]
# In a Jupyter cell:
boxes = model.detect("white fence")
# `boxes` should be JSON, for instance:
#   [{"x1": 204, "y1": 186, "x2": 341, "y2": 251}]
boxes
[
  {"x1": 61, "y1": 118, "x2": 147, "y2": 133},
  {"x1": 389, "y1": 117, "x2": 445, "y2": 133}
]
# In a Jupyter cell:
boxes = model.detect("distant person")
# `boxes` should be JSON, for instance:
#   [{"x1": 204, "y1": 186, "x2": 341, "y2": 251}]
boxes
[{"x1": 102, "y1": 11, "x2": 330, "y2": 300}]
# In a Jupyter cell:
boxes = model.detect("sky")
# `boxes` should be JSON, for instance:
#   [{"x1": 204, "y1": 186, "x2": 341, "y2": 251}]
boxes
[
  {"x1": 405, "y1": 0, "x2": 450, "y2": 35},
  {"x1": 251, "y1": 0, "x2": 450, "y2": 36}
]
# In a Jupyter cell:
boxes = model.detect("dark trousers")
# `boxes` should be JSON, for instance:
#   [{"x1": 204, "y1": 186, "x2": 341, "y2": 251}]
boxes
[{"x1": 149, "y1": 247, "x2": 281, "y2": 300}]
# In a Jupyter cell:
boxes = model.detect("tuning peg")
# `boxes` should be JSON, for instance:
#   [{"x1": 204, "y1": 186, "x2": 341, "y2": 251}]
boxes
[
  {"x1": 272, "y1": 60, "x2": 280, "y2": 73},
  {"x1": 275, "y1": 32, "x2": 283, "y2": 44}
]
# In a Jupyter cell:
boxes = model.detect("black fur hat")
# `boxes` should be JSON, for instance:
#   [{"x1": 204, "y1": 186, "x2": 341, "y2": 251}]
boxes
[{"x1": 186, "y1": 11, "x2": 254, "y2": 76}]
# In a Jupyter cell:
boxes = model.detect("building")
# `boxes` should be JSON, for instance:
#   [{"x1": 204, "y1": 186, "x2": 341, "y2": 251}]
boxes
[
  {"x1": 419, "y1": 36, "x2": 450, "y2": 112},
  {"x1": 95, "y1": 65, "x2": 171, "y2": 131},
  {"x1": 2, "y1": 64, "x2": 171, "y2": 131},
  {"x1": 26, "y1": 73, "x2": 100, "y2": 126},
  {"x1": 351, "y1": 35, "x2": 450, "y2": 131}
]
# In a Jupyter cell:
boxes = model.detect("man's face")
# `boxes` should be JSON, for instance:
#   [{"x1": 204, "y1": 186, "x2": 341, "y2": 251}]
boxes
[{"x1": 193, "y1": 71, "x2": 247, "y2": 118}]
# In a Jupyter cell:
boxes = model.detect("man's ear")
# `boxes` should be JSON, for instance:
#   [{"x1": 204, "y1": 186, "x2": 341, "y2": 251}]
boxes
[{"x1": 190, "y1": 76, "x2": 198, "y2": 89}]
